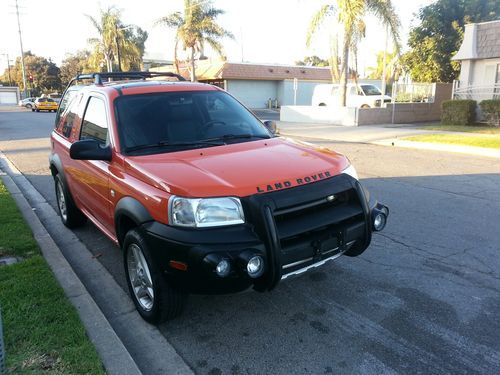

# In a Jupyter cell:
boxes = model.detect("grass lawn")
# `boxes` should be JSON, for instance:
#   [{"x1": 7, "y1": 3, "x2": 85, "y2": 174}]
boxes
[
  {"x1": 403, "y1": 134, "x2": 500, "y2": 149},
  {"x1": 418, "y1": 123, "x2": 500, "y2": 134},
  {"x1": 0, "y1": 181, "x2": 105, "y2": 374}
]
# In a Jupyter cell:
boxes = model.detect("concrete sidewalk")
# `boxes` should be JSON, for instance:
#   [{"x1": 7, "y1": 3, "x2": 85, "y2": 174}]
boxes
[{"x1": 277, "y1": 121, "x2": 500, "y2": 158}]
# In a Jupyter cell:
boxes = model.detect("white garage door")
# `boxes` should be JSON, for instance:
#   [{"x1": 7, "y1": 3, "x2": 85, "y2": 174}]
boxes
[
  {"x1": 227, "y1": 80, "x2": 278, "y2": 109},
  {"x1": 0, "y1": 91, "x2": 17, "y2": 104}
]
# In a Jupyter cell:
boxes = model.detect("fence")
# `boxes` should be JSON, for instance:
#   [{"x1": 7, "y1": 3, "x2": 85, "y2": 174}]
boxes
[
  {"x1": 452, "y1": 81, "x2": 500, "y2": 101},
  {"x1": 392, "y1": 83, "x2": 436, "y2": 103}
]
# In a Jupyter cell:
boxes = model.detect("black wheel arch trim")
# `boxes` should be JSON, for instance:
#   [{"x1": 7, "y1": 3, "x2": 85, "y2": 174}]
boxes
[{"x1": 115, "y1": 197, "x2": 154, "y2": 245}]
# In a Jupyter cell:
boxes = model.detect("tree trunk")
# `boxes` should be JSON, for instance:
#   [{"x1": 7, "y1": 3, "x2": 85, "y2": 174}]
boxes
[
  {"x1": 339, "y1": 37, "x2": 349, "y2": 107},
  {"x1": 190, "y1": 47, "x2": 196, "y2": 82},
  {"x1": 174, "y1": 38, "x2": 180, "y2": 74}
]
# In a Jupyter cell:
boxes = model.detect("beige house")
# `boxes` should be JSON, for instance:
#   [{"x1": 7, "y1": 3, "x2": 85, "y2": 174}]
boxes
[{"x1": 452, "y1": 20, "x2": 500, "y2": 101}]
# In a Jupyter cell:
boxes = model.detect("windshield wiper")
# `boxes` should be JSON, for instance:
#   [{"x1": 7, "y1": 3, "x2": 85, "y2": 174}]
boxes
[
  {"x1": 201, "y1": 134, "x2": 271, "y2": 142},
  {"x1": 125, "y1": 139, "x2": 224, "y2": 153}
]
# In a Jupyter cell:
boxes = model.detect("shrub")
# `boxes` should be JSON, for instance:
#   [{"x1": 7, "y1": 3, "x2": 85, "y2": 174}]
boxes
[
  {"x1": 479, "y1": 99, "x2": 500, "y2": 127},
  {"x1": 441, "y1": 99, "x2": 476, "y2": 125}
]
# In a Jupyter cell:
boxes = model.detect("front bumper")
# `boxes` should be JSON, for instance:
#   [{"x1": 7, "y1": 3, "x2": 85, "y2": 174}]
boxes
[{"x1": 142, "y1": 174, "x2": 388, "y2": 294}]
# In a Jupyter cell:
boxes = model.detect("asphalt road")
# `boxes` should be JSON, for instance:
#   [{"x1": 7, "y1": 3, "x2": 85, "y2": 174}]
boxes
[{"x1": 1, "y1": 109, "x2": 499, "y2": 374}]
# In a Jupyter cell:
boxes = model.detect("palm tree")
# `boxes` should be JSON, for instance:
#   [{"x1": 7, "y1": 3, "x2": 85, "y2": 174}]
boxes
[
  {"x1": 307, "y1": 0, "x2": 401, "y2": 106},
  {"x1": 86, "y1": 7, "x2": 143, "y2": 72},
  {"x1": 156, "y1": 0, "x2": 233, "y2": 82}
]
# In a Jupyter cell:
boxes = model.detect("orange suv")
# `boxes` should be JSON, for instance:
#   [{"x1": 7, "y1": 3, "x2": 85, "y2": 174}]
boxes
[{"x1": 50, "y1": 72, "x2": 388, "y2": 323}]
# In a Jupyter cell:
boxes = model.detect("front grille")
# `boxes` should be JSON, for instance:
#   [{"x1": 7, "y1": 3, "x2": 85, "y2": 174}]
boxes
[
  {"x1": 273, "y1": 187, "x2": 364, "y2": 270},
  {"x1": 244, "y1": 174, "x2": 368, "y2": 280}
]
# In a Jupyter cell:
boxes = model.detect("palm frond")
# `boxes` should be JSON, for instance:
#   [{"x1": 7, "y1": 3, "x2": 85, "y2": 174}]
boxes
[
  {"x1": 154, "y1": 12, "x2": 184, "y2": 27},
  {"x1": 366, "y1": 0, "x2": 401, "y2": 52},
  {"x1": 306, "y1": 5, "x2": 334, "y2": 47}
]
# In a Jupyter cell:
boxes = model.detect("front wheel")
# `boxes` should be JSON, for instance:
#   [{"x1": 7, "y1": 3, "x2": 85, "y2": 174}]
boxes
[{"x1": 124, "y1": 229, "x2": 186, "y2": 324}]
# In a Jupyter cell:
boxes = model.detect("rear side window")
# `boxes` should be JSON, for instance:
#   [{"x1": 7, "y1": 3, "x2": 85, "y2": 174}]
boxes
[
  {"x1": 60, "y1": 93, "x2": 82, "y2": 138},
  {"x1": 80, "y1": 97, "x2": 108, "y2": 144}
]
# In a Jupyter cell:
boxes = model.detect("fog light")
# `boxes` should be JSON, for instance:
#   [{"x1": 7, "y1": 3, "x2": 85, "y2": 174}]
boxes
[
  {"x1": 215, "y1": 259, "x2": 231, "y2": 277},
  {"x1": 247, "y1": 256, "x2": 264, "y2": 278},
  {"x1": 373, "y1": 213, "x2": 387, "y2": 231}
]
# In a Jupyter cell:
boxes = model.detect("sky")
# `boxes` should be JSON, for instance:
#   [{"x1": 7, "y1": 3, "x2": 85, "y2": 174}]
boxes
[{"x1": 0, "y1": 0, "x2": 435, "y2": 77}]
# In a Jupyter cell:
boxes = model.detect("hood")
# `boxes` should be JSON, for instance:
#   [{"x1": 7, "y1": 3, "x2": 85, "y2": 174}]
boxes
[{"x1": 124, "y1": 137, "x2": 349, "y2": 197}]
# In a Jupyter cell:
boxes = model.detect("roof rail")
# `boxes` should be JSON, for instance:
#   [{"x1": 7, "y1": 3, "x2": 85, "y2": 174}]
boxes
[{"x1": 72, "y1": 71, "x2": 186, "y2": 86}]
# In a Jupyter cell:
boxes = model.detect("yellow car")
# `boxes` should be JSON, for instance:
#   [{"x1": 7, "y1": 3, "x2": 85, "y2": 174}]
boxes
[{"x1": 33, "y1": 98, "x2": 58, "y2": 112}]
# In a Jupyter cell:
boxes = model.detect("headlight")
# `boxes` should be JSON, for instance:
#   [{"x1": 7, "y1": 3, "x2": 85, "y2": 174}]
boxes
[
  {"x1": 169, "y1": 196, "x2": 245, "y2": 227},
  {"x1": 342, "y1": 164, "x2": 358, "y2": 180}
]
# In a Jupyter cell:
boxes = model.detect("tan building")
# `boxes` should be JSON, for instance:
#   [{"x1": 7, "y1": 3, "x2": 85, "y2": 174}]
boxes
[{"x1": 153, "y1": 60, "x2": 333, "y2": 109}]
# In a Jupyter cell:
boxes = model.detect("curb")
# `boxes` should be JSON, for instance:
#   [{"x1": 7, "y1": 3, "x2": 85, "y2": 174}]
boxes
[
  {"x1": 0, "y1": 152, "x2": 194, "y2": 375},
  {"x1": 374, "y1": 138, "x2": 500, "y2": 158},
  {"x1": 0, "y1": 156, "x2": 142, "y2": 375}
]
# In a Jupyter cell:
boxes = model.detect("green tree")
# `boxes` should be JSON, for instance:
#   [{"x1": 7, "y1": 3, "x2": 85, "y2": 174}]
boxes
[
  {"x1": 295, "y1": 56, "x2": 330, "y2": 67},
  {"x1": 60, "y1": 50, "x2": 92, "y2": 86},
  {"x1": 3, "y1": 51, "x2": 61, "y2": 93},
  {"x1": 307, "y1": 0, "x2": 401, "y2": 106},
  {"x1": 156, "y1": 0, "x2": 234, "y2": 82},
  {"x1": 86, "y1": 7, "x2": 147, "y2": 72},
  {"x1": 402, "y1": 0, "x2": 500, "y2": 83}
]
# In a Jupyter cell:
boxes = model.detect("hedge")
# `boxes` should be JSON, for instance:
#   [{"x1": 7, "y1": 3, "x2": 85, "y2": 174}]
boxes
[
  {"x1": 441, "y1": 99, "x2": 476, "y2": 125},
  {"x1": 479, "y1": 99, "x2": 500, "y2": 127}
]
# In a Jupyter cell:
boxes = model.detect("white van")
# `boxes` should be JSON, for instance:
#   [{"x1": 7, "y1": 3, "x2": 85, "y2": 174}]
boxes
[{"x1": 312, "y1": 83, "x2": 392, "y2": 108}]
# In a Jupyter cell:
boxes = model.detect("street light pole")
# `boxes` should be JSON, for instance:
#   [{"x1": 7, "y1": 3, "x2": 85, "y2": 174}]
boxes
[{"x1": 15, "y1": 0, "x2": 28, "y2": 98}]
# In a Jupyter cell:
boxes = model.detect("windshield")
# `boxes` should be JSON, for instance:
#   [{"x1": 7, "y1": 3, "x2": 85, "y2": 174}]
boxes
[
  {"x1": 115, "y1": 91, "x2": 272, "y2": 155},
  {"x1": 360, "y1": 85, "x2": 382, "y2": 96}
]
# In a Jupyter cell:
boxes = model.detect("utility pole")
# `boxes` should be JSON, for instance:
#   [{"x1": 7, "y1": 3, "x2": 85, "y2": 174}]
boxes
[
  {"x1": 380, "y1": 24, "x2": 388, "y2": 101},
  {"x1": 15, "y1": 0, "x2": 28, "y2": 98}
]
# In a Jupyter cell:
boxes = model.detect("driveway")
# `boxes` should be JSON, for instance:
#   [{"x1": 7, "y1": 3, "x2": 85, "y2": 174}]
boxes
[{"x1": 1, "y1": 109, "x2": 499, "y2": 374}]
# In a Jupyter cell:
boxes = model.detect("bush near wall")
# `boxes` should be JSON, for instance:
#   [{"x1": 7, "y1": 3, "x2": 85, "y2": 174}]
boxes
[
  {"x1": 441, "y1": 100, "x2": 476, "y2": 125},
  {"x1": 479, "y1": 99, "x2": 500, "y2": 127}
]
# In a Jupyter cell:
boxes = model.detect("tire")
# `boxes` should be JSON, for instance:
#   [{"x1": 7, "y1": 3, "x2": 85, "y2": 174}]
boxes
[
  {"x1": 124, "y1": 228, "x2": 186, "y2": 324},
  {"x1": 54, "y1": 174, "x2": 86, "y2": 228},
  {"x1": 36, "y1": 109, "x2": 40, "y2": 112},
  {"x1": 319, "y1": 103, "x2": 326, "y2": 106},
  {"x1": 31, "y1": 108, "x2": 35, "y2": 112},
  {"x1": 361, "y1": 104, "x2": 370, "y2": 109},
  {"x1": 26, "y1": 104, "x2": 32, "y2": 109}
]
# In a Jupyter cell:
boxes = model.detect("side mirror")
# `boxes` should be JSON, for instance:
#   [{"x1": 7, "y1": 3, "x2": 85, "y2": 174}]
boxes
[
  {"x1": 70, "y1": 139, "x2": 112, "y2": 161},
  {"x1": 262, "y1": 120, "x2": 277, "y2": 135}
]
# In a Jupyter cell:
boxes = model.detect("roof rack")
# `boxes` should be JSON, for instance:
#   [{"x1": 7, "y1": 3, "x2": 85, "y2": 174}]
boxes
[{"x1": 72, "y1": 71, "x2": 186, "y2": 86}]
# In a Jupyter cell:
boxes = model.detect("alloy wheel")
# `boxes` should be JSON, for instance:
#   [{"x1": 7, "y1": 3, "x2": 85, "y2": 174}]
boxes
[{"x1": 127, "y1": 243, "x2": 154, "y2": 311}]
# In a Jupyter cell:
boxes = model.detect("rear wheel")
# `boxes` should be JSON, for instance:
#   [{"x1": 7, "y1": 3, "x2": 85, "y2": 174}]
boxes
[
  {"x1": 124, "y1": 228, "x2": 186, "y2": 324},
  {"x1": 26, "y1": 104, "x2": 32, "y2": 109},
  {"x1": 55, "y1": 174, "x2": 86, "y2": 228}
]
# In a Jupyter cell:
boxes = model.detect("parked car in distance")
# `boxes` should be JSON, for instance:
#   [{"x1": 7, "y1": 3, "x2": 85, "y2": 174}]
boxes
[
  {"x1": 312, "y1": 83, "x2": 392, "y2": 108},
  {"x1": 33, "y1": 97, "x2": 58, "y2": 112},
  {"x1": 48, "y1": 93, "x2": 62, "y2": 104},
  {"x1": 18, "y1": 97, "x2": 36, "y2": 109},
  {"x1": 50, "y1": 71, "x2": 389, "y2": 323}
]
